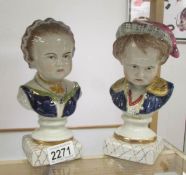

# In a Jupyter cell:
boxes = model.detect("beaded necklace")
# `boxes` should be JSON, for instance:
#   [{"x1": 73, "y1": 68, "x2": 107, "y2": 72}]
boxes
[{"x1": 128, "y1": 89, "x2": 143, "y2": 106}]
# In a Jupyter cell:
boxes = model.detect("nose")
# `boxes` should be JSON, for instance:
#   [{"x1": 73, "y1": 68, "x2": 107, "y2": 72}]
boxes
[
  {"x1": 55, "y1": 57, "x2": 63, "y2": 66},
  {"x1": 135, "y1": 68, "x2": 144, "y2": 79}
]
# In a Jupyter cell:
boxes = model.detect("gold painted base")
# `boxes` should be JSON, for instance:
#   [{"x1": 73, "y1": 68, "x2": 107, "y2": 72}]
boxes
[
  {"x1": 32, "y1": 137, "x2": 74, "y2": 146},
  {"x1": 114, "y1": 132, "x2": 157, "y2": 144},
  {"x1": 22, "y1": 134, "x2": 82, "y2": 167},
  {"x1": 103, "y1": 136, "x2": 164, "y2": 165}
]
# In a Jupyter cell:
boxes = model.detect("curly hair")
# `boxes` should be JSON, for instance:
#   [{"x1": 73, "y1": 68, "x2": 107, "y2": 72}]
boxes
[
  {"x1": 21, "y1": 18, "x2": 75, "y2": 68},
  {"x1": 113, "y1": 34, "x2": 171, "y2": 65}
]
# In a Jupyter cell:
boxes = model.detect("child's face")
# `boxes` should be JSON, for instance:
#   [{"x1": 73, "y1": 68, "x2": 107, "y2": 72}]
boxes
[
  {"x1": 120, "y1": 41, "x2": 161, "y2": 87},
  {"x1": 31, "y1": 33, "x2": 74, "y2": 82}
]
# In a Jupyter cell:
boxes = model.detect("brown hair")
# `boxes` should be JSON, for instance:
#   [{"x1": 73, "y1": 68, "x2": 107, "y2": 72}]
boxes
[
  {"x1": 21, "y1": 18, "x2": 75, "y2": 67},
  {"x1": 113, "y1": 34, "x2": 171, "y2": 64}
]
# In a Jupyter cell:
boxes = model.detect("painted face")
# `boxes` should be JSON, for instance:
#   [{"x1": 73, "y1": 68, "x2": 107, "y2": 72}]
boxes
[
  {"x1": 120, "y1": 41, "x2": 161, "y2": 87},
  {"x1": 31, "y1": 33, "x2": 74, "y2": 82}
]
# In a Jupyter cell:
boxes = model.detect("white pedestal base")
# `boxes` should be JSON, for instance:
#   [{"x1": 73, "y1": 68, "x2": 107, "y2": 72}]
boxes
[
  {"x1": 22, "y1": 135, "x2": 82, "y2": 167},
  {"x1": 115, "y1": 114, "x2": 156, "y2": 141},
  {"x1": 32, "y1": 116, "x2": 73, "y2": 142},
  {"x1": 103, "y1": 136, "x2": 164, "y2": 165}
]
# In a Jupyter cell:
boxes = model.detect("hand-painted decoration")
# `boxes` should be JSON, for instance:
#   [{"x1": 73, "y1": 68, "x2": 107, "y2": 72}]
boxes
[
  {"x1": 103, "y1": 18, "x2": 179, "y2": 165},
  {"x1": 17, "y1": 18, "x2": 82, "y2": 166}
]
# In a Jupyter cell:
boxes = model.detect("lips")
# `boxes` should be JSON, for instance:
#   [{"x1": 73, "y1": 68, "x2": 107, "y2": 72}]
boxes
[
  {"x1": 135, "y1": 79, "x2": 143, "y2": 82},
  {"x1": 57, "y1": 69, "x2": 64, "y2": 72}
]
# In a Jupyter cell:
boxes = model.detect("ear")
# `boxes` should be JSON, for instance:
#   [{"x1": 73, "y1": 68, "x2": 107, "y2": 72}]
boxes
[
  {"x1": 119, "y1": 57, "x2": 125, "y2": 65},
  {"x1": 116, "y1": 52, "x2": 125, "y2": 65},
  {"x1": 160, "y1": 56, "x2": 168, "y2": 65},
  {"x1": 28, "y1": 60, "x2": 36, "y2": 69}
]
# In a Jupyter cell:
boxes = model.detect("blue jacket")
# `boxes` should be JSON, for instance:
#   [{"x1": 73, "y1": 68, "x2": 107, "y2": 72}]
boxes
[
  {"x1": 110, "y1": 78, "x2": 174, "y2": 114},
  {"x1": 21, "y1": 82, "x2": 81, "y2": 118}
]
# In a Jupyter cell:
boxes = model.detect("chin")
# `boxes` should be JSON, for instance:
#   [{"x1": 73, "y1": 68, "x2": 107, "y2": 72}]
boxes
[
  {"x1": 46, "y1": 76, "x2": 64, "y2": 82},
  {"x1": 54, "y1": 73, "x2": 67, "y2": 79},
  {"x1": 132, "y1": 82, "x2": 147, "y2": 87},
  {"x1": 55, "y1": 76, "x2": 66, "y2": 81}
]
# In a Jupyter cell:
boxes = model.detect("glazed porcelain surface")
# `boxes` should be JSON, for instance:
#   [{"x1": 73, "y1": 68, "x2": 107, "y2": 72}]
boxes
[
  {"x1": 110, "y1": 41, "x2": 173, "y2": 116},
  {"x1": 17, "y1": 18, "x2": 81, "y2": 142},
  {"x1": 104, "y1": 19, "x2": 179, "y2": 164}
]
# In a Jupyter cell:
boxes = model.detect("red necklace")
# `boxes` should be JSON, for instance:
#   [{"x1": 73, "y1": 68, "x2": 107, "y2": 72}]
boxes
[{"x1": 128, "y1": 89, "x2": 143, "y2": 106}]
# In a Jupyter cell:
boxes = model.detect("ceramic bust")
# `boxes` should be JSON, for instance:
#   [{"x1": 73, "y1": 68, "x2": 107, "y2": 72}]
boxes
[
  {"x1": 103, "y1": 19, "x2": 179, "y2": 165},
  {"x1": 17, "y1": 18, "x2": 81, "y2": 142},
  {"x1": 110, "y1": 18, "x2": 179, "y2": 144},
  {"x1": 111, "y1": 19, "x2": 179, "y2": 117}
]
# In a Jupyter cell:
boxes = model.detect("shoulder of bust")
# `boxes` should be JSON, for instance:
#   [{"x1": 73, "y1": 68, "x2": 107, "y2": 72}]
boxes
[
  {"x1": 64, "y1": 79, "x2": 80, "y2": 93},
  {"x1": 146, "y1": 77, "x2": 174, "y2": 97},
  {"x1": 17, "y1": 86, "x2": 32, "y2": 110},
  {"x1": 23, "y1": 79, "x2": 41, "y2": 89},
  {"x1": 111, "y1": 77, "x2": 125, "y2": 92}
]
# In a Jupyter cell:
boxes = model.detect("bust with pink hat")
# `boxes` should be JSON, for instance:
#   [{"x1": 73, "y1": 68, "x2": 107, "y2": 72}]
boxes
[{"x1": 104, "y1": 18, "x2": 179, "y2": 165}]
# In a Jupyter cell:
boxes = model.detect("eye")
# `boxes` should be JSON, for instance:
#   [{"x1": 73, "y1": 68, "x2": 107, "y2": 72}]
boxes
[
  {"x1": 64, "y1": 54, "x2": 69, "y2": 58},
  {"x1": 132, "y1": 65, "x2": 138, "y2": 69},
  {"x1": 46, "y1": 54, "x2": 57, "y2": 60},
  {"x1": 146, "y1": 66, "x2": 154, "y2": 70},
  {"x1": 63, "y1": 53, "x2": 72, "y2": 61},
  {"x1": 49, "y1": 55, "x2": 54, "y2": 59}
]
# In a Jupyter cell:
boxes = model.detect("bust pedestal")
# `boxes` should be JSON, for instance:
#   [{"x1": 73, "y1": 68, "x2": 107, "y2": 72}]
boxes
[
  {"x1": 103, "y1": 114, "x2": 164, "y2": 165},
  {"x1": 22, "y1": 116, "x2": 82, "y2": 167},
  {"x1": 22, "y1": 135, "x2": 82, "y2": 167},
  {"x1": 32, "y1": 116, "x2": 73, "y2": 142}
]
